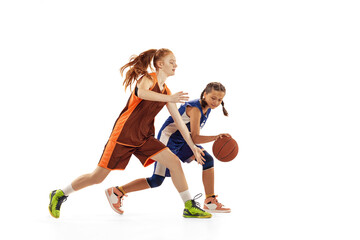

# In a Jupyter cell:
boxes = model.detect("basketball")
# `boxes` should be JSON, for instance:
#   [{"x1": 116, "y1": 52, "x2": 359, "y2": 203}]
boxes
[{"x1": 212, "y1": 136, "x2": 238, "y2": 162}]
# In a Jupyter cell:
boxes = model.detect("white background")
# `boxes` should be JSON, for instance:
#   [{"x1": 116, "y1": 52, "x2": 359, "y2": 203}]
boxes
[{"x1": 0, "y1": 0, "x2": 359, "y2": 239}]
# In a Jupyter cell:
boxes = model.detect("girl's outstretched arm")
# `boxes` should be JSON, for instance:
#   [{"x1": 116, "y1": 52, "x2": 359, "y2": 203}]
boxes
[
  {"x1": 166, "y1": 102, "x2": 205, "y2": 165},
  {"x1": 137, "y1": 76, "x2": 189, "y2": 103}
]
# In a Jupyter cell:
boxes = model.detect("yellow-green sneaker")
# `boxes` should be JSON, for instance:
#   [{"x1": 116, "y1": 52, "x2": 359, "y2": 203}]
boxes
[
  {"x1": 48, "y1": 190, "x2": 68, "y2": 218},
  {"x1": 183, "y1": 194, "x2": 212, "y2": 218}
]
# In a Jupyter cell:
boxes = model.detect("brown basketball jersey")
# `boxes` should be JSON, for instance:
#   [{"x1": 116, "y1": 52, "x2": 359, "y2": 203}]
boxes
[{"x1": 108, "y1": 72, "x2": 171, "y2": 147}]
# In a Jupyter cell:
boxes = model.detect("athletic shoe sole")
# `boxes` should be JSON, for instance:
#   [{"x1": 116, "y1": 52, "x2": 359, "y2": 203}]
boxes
[
  {"x1": 204, "y1": 208, "x2": 231, "y2": 213},
  {"x1": 183, "y1": 214, "x2": 212, "y2": 218}
]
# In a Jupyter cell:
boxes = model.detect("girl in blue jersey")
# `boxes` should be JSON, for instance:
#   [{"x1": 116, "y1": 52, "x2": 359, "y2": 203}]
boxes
[{"x1": 106, "y1": 82, "x2": 231, "y2": 213}]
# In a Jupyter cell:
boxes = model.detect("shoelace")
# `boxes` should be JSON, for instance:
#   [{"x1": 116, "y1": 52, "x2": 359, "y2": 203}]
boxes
[
  {"x1": 191, "y1": 193, "x2": 204, "y2": 211},
  {"x1": 117, "y1": 193, "x2": 128, "y2": 207},
  {"x1": 119, "y1": 195, "x2": 127, "y2": 207},
  {"x1": 56, "y1": 195, "x2": 68, "y2": 210},
  {"x1": 209, "y1": 195, "x2": 225, "y2": 208}
]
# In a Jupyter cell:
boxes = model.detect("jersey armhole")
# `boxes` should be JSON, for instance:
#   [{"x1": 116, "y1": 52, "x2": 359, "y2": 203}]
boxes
[
  {"x1": 165, "y1": 85, "x2": 172, "y2": 95},
  {"x1": 185, "y1": 104, "x2": 202, "y2": 119},
  {"x1": 135, "y1": 74, "x2": 156, "y2": 97},
  {"x1": 148, "y1": 72, "x2": 158, "y2": 91},
  {"x1": 135, "y1": 86, "x2": 139, "y2": 97}
]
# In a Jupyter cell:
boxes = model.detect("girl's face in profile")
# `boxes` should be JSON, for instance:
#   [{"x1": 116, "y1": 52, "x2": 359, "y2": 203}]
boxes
[
  {"x1": 203, "y1": 90, "x2": 225, "y2": 109},
  {"x1": 158, "y1": 53, "x2": 177, "y2": 76}
]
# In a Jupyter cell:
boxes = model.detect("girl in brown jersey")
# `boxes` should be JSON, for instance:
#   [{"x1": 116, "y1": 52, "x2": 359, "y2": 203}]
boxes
[{"x1": 49, "y1": 49, "x2": 211, "y2": 218}]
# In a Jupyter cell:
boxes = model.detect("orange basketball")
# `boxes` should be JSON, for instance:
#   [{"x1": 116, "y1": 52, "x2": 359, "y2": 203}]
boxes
[{"x1": 212, "y1": 136, "x2": 238, "y2": 162}]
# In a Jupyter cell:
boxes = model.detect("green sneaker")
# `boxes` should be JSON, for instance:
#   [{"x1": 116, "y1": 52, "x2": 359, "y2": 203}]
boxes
[
  {"x1": 49, "y1": 190, "x2": 68, "y2": 218},
  {"x1": 183, "y1": 194, "x2": 212, "y2": 218}
]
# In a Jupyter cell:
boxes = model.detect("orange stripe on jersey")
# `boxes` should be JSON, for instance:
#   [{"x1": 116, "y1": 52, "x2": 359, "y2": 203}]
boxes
[
  {"x1": 109, "y1": 93, "x2": 142, "y2": 143},
  {"x1": 109, "y1": 73, "x2": 158, "y2": 143}
]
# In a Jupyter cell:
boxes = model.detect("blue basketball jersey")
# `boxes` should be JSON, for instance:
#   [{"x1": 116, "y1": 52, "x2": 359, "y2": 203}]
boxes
[{"x1": 157, "y1": 99, "x2": 211, "y2": 155}]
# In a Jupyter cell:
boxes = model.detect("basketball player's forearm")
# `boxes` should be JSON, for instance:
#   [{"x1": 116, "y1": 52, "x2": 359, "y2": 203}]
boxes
[
  {"x1": 174, "y1": 121, "x2": 197, "y2": 149},
  {"x1": 137, "y1": 89, "x2": 171, "y2": 102},
  {"x1": 167, "y1": 103, "x2": 197, "y2": 149},
  {"x1": 192, "y1": 135, "x2": 217, "y2": 144}
]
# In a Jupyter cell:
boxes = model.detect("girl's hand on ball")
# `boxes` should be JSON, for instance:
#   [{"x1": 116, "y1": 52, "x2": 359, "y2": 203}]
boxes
[{"x1": 215, "y1": 133, "x2": 231, "y2": 141}]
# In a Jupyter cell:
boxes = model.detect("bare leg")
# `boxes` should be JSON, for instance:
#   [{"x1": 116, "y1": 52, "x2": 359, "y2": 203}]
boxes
[
  {"x1": 71, "y1": 166, "x2": 111, "y2": 191},
  {"x1": 151, "y1": 149, "x2": 188, "y2": 193},
  {"x1": 202, "y1": 168, "x2": 215, "y2": 197},
  {"x1": 122, "y1": 178, "x2": 150, "y2": 193}
]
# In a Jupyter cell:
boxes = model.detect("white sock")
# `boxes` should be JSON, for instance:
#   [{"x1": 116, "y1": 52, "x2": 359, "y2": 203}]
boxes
[
  {"x1": 179, "y1": 190, "x2": 191, "y2": 203},
  {"x1": 62, "y1": 184, "x2": 75, "y2": 196}
]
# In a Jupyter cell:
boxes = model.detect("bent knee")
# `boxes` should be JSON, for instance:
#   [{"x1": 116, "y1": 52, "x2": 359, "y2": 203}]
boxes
[
  {"x1": 167, "y1": 155, "x2": 182, "y2": 170},
  {"x1": 202, "y1": 152, "x2": 214, "y2": 170},
  {"x1": 89, "y1": 167, "x2": 109, "y2": 185},
  {"x1": 147, "y1": 174, "x2": 165, "y2": 188}
]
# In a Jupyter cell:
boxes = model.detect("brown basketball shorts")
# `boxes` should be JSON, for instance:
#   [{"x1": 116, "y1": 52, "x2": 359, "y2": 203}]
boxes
[{"x1": 98, "y1": 136, "x2": 168, "y2": 170}]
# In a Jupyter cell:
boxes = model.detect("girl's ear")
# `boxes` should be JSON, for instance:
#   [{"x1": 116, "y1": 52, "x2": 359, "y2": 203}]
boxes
[
  {"x1": 202, "y1": 92, "x2": 207, "y2": 99},
  {"x1": 156, "y1": 60, "x2": 164, "y2": 69}
]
